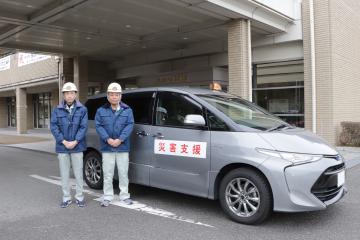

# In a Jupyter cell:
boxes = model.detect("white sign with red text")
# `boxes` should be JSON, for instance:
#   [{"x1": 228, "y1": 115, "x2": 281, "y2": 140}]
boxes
[
  {"x1": 18, "y1": 52, "x2": 51, "y2": 67},
  {"x1": 0, "y1": 56, "x2": 10, "y2": 71},
  {"x1": 154, "y1": 139, "x2": 207, "y2": 159}
]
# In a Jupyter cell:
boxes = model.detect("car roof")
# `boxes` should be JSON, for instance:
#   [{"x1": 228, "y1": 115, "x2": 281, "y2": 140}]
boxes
[{"x1": 87, "y1": 86, "x2": 230, "y2": 100}]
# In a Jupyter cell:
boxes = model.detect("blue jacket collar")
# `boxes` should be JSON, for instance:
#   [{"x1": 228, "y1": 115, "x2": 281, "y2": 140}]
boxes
[
  {"x1": 57, "y1": 100, "x2": 83, "y2": 109},
  {"x1": 103, "y1": 102, "x2": 129, "y2": 109}
]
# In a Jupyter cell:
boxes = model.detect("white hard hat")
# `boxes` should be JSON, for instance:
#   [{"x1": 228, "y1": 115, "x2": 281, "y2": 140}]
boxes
[
  {"x1": 62, "y1": 82, "x2": 78, "y2": 92},
  {"x1": 107, "y1": 82, "x2": 122, "y2": 93}
]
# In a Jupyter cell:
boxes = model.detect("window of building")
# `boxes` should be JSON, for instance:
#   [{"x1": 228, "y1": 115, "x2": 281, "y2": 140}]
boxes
[
  {"x1": 7, "y1": 97, "x2": 16, "y2": 127},
  {"x1": 33, "y1": 93, "x2": 52, "y2": 128},
  {"x1": 88, "y1": 86, "x2": 101, "y2": 96},
  {"x1": 252, "y1": 60, "x2": 304, "y2": 128}
]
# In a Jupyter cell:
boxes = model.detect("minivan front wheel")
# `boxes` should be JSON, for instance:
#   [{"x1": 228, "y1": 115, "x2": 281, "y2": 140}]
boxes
[
  {"x1": 83, "y1": 151, "x2": 103, "y2": 189},
  {"x1": 219, "y1": 168, "x2": 272, "y2": 225}
]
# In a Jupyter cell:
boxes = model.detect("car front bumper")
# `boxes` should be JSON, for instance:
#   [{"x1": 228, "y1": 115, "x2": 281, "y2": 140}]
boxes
[{"x1": 259, "y1": 155, "x2": 347, "y2": 212}]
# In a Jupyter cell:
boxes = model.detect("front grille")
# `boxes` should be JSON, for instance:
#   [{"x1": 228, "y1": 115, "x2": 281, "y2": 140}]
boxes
[
  {"x1": 325, "y1": 162, "x2": 345, "y2": 173},
  {"x1": 311, "y1": 163, "x2": 345, "y2": 202},
  {"x1": 312, "y1": 186, "x2": 342, "y2": 202}
]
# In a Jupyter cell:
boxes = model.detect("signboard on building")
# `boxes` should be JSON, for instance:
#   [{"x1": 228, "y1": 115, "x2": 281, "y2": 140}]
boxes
[
  {"x1": 0, "y1": 56, "x2": 10, "y2": 71},
  {"x1": 18, "y1": 52, "x2": 51, "y2": 67},
  {"x1": 158, "y1": 72, "x2": 188, "y2": 84}
]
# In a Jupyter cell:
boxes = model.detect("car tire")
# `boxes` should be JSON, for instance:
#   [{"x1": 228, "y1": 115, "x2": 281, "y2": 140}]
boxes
[
  {"x1": 219, "y1": 168, "x2": 273, "y2": 225},
  {"x1": 83, "y1": 151, "x2": 103, "y2": 189}
]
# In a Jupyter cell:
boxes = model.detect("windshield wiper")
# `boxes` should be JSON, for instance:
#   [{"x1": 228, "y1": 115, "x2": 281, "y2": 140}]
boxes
[{"x1": 266, "y1": 123, "x2": 293, "y2": 132}]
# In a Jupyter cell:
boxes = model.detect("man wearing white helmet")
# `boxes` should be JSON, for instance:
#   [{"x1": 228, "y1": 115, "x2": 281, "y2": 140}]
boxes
[
  {"x1": 95, "y1": 82, "x2": 134, "y2": 206},
  {"x1": 50, "y1": 82, "x2": 88, "y2": 208}
]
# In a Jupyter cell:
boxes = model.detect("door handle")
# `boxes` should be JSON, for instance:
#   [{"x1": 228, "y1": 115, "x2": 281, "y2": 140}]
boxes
[
  {"x1": 136, "y1": 131, "x2": 150, "y2": 137},
  {"x1": 152, "y1": 133, "x2": 164, "y2": 139}
]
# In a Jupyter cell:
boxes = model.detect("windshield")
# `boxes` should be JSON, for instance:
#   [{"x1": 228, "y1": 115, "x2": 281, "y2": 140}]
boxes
[{"x1": 198, "y1": 94, "x2": 290, "y2": 131}]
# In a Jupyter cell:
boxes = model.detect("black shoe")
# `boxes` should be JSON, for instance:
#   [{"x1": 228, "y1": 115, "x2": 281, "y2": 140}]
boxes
[{"x1": 60, "y1": 200, "x2": 72, "y2": 208}]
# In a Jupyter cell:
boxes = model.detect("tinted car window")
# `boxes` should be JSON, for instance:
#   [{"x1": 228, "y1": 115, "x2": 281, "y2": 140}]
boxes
[
  {"x1": 85, "y1": 97, "x2": 107, "y2": 120},
  {"x1": 207, "y1": 110, "x2": 229, "y2": 131},
  {"x1": 155, "y1": 92, "x2": 205, "y2": 128},
  {"x1": 198, "y1": 94, "x2": 287, "y2": 131},
  {"x1": 122, "y1": 92, "x2": 155, "y2": 125}
]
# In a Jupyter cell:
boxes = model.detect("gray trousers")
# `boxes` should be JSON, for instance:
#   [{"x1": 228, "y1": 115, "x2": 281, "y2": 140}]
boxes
[
  {"x1": 58, "y1": 152, "x2": 84, "y2": 202},
  {"x1": 102, "y1": 152, "x2": 130, "y2": 201}
]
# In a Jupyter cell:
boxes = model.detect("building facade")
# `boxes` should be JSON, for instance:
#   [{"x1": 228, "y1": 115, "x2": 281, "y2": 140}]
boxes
[{"x1": 0, "y1": 0, "x2": 359, "y2": 145}]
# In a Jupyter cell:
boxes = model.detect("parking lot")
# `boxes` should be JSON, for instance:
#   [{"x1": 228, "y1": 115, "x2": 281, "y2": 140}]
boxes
[{"x1": 0, "y1": 145, "x2": 359, "y2": 240}]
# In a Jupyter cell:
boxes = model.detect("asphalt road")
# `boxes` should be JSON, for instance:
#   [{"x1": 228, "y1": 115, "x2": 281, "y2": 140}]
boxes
[{"x1": 0, "y1": 146, "x2": 359, "y2": 240}]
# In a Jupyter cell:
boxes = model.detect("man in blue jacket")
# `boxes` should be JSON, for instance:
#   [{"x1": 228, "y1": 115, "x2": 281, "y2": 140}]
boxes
[
  {"x1": 50, "y1": 82, "x2": 88, "y2": 208},
  {"x1": 95, "y1": 82, "x2": 134, "y2": 207}
]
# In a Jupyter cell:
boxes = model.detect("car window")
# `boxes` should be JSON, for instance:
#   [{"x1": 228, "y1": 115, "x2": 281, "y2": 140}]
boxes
[
  {"x1": 85, "y1": 97, "x2": 107, "y2": 120},
  {"x1": 155, "y1": 92, "x2": 205, "y2": 128},
  {"x1": 198, "y1": 94, "x2": 287, "y2": 131},
  {"x1": 122, "y1": 92, "x2": 155, "y2": 125},
  {"x1": 207, "y1": 110, "x2": 229, "y2": 131}
]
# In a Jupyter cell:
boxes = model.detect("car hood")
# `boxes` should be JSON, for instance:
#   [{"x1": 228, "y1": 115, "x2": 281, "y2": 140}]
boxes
[{"x1": 257, "y1": 128, "x2": 338, "y2": 155}]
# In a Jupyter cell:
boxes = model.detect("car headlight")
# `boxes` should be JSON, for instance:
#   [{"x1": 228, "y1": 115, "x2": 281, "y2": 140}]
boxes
[{"x1": 257, "y1": 148, "x2": 323, "y2": 165}]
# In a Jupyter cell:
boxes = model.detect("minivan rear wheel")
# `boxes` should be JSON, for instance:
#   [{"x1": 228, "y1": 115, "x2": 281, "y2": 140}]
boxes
[
  {"x1": 83, "y1": 151, "x2": 103, "y2": 189},
  {"x1": 219, "y1": 168, "x2": 272, "y2": 225}
]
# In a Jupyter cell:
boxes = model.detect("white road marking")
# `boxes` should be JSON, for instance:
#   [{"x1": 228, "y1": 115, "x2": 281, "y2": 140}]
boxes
[{"x1": 30, "y1": 174, "x2": 214, "y2": 228}]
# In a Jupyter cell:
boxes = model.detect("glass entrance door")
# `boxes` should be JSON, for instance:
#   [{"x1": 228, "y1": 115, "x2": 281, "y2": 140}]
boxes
[
  {"x1": 33, "y1": 93, "x2": 52, "y2": 128},
  {"x1": 7, "y1": 97, "x2": 16, "y2": 127}
]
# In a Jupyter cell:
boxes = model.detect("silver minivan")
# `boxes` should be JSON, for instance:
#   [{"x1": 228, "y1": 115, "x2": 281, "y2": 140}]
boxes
[{"x1": 83, "y1": 87, "x2": 347, "y2": 224}]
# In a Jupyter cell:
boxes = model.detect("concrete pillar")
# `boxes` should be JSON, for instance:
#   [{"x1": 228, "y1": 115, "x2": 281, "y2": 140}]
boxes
[
  {"x1": 26, "y1": 94, "x2": 34, "y2": 130},
  {"x1": 58, "y1": 57, "x2": 73, "y2": 103},
  {"x1": 227, "y1": 19, "x2": 252, "y2": 100},
  {"x1": 58, "y1": 56, "x2": 64, "y2": 105},
  {"x1": 74, "y1": 56, "x2": 88, "y2": 104},
  {"x1": 51, "y1": 88, "x2": 59, "y2": 109},
  {"x1": 306, "y1": 0, "x2": 360, "y2": 145},
  {"x1": 302, "y1": 0, "x2": 337, "y2": 145},
  {"x1": 16, "y1": 87, "x2": 27, "y2": 134},
  {"x1": 0, "y1": 97, "x2": 7, "y2": 128}
]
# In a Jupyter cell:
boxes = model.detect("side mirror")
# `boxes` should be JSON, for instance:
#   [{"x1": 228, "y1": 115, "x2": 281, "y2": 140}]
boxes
[{"x1": 184, "y1": 114, "x2": 206, "y2": 127}]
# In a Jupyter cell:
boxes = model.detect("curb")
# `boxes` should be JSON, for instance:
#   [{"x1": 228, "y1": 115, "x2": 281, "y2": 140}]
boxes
[
  {"x1": 337, "y1": 147, "x2": 360, "y2": 153},
  {"x1": 1, "y1": 144, "x2": 57, "y2": 156}
]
